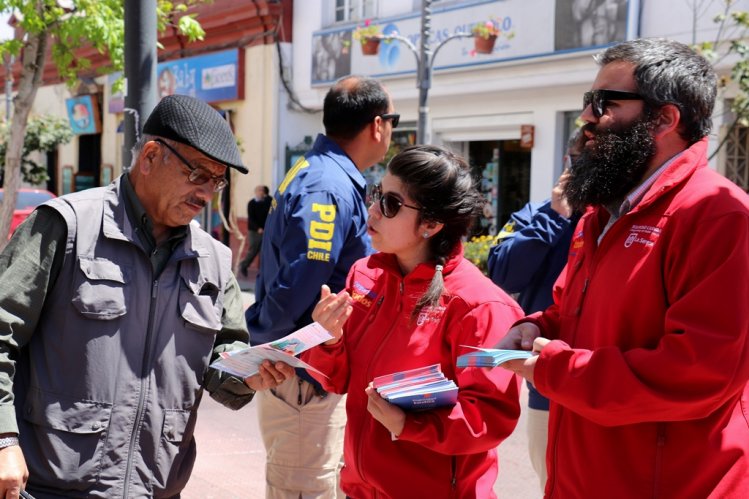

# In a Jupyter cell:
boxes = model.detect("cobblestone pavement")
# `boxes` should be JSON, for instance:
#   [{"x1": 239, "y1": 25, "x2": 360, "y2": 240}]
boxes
[{"x1": 182, "y1": 275, "x2": 541, "y2": 498}]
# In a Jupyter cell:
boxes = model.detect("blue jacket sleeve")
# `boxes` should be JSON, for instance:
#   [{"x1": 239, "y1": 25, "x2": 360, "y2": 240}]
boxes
[
  {"x1": 487, "y1": 201, "x2": 572, "y2": 293},
  {"x1": 245, "y1": 190, "x2": 359, "y2": 343}
]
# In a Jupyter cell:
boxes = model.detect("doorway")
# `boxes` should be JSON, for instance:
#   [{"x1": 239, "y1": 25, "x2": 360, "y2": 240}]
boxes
[{"x1": 468, "y1": 139, "x2": 531, "y2": 236}]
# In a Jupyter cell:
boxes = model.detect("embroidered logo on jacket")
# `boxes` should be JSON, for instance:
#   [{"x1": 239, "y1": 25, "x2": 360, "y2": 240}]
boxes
[
  {"x1": 623, "y1": 224, "x2": 661, "y2": 248},
  {"x1": 351, "y1": 280, "x2": 377, "y2": 307},
  {"x1": 307, "y1": 203, "x2": 336, "y2": 262},
  {"x1": 416, "y1": 305, "x2": 446, "y2": 326}
]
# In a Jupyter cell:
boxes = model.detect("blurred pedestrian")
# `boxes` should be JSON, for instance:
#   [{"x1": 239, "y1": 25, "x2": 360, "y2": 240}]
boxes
[
  {"x1": 0, "y1": 94, "x2": 292, "y2": 498},
  {"x1": 246, "y1": 75, "x2": 396, "y2": 498},
  {"x1": 487, "y1": 130, "x2": 583, "y2": 491},
  {"x1": 306, "y1": 145, "x2": 524, "y2": 499},
  {"x1": 498, "y1": 38, "x2": 749, "y2": 497},
  {"x1": 239, "y1": 184, "x2": 272, "y2": 277}
]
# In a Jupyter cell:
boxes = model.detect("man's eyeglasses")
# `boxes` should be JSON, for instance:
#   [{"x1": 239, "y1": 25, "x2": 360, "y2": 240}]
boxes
[
  {"x1": 371, "y1": 183, "x2": 420, "y2": 218},
  {"x1": 583, "y1": 89, "x2": 643, "y2": 118},
  {"x1": 154, "y1": 139, "x2": 228, "y2": 192},
  {"x1": 379, "y1": 113, "x2": 400, "y2": 128}
]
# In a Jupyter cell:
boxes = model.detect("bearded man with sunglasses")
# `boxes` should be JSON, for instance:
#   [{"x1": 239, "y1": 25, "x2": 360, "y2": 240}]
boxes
[
  {"x1": 246, "y1": 75, "x2": 396, "y2": 499},
  {"x1": 0, "y1": 95, "x2": 292, "y2": 498},
  {"x1": 498, "y1": 38, "x2": 749, "y2": 497}
]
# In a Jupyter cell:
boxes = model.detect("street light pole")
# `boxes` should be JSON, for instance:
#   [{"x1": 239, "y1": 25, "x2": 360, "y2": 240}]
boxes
[
  {"x1": 417, "y1": 0, "x2": 432, "y2": 145},
  {"x1": 377, "y1": 0, "x2": 472, "y2": 144}
]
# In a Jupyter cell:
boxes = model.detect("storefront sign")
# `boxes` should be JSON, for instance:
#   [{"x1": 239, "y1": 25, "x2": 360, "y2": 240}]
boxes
[
  {"x1": 310, "y1": 0, "x2": 636, "y2": 85},
  {"x1": 66, "y1": 95, "x2": 102, "y2": 135},
  {"x1": 520, "y1": 124, "x2": 534, "y2": 149},
  {"x1": 109, "y1": 48, "x2": 243, "y2": 113}
]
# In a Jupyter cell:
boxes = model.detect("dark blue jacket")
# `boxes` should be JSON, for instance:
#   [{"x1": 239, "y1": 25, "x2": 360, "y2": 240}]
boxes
[
  {"x1": 245, "y1": 134, "x2": 373, "y2": 383},
  {"x1": 487, "y1": 200, "x2": 579, "y2": 410}
]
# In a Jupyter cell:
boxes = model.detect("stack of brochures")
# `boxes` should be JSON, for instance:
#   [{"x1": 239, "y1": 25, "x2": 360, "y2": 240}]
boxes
[
  {"x1": 373, "y1": 364, "x2": 458, "y2": 411},
  {"x1": 456, "y1": 347, "x2": 533, "y2": 368}
]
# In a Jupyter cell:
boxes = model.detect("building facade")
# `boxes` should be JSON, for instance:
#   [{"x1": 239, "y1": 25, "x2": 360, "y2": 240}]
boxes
[
  {"x1": 284, "y1": 0, "x2": 748, "y2": 237},
  {"x1": 1, "y1": 0, "x2": 293, "y2": 259}
]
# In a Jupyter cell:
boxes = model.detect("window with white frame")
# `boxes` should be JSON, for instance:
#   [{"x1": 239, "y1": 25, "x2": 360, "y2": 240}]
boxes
[{"x1": 333, "y1": 0, "x2": 377, "y2": 23}]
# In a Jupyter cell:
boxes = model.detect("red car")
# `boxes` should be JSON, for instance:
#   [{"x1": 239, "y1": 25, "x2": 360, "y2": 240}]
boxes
[{"x1": 0, "y1": 188, "x2": 57, "y2": 237}]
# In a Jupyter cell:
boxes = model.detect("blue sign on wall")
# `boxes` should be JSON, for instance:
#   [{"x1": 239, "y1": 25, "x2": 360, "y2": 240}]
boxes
[
  {"x1": 66, "y1": 95, "x2": 102, "y2": 135},
  {"x1": 109, "y1": 48, "x2": 243, "y2": 113}
]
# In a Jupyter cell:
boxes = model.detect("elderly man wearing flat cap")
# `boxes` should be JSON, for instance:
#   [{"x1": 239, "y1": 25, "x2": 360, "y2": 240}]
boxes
[{"x1": 0, "y1": 94, "x2": 292, "y2": 499}]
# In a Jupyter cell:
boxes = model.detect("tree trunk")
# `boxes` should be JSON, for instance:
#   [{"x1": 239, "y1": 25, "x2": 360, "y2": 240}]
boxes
[{"x1": 0, "y1": 27, "x2": 48, "y2": 251}]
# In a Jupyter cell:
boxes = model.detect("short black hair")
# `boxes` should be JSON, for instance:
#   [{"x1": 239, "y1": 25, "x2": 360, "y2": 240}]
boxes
[
  {"x1": 323, "y1": 76, "x2": 390, "y2": 140},
  {"x1": 597, "y1": 38, "x2": 717, "y2": 144}
]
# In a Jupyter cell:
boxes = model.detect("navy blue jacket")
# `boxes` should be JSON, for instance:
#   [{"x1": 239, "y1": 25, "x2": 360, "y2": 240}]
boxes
[
  {"x1": 246, "y1": 135, "x2": 372, "y2": 382},
  {"x1": 487, "y1": 200, "x2": 579, "y2": 410}
]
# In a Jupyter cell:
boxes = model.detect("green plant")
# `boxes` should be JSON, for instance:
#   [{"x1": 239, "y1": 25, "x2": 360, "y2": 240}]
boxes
[
  {"x1": 0, "y1": 115, "x2": 73, "y2": 185},
  {"x1": 352, "y1": 19, "x2": 381, "y2": 45},
  {"x1": 463, "y1": 234, "x2": 495, "y2": 275},
  {"x1": 471, "y1": 18, "x2": 500, "y2": 39}
]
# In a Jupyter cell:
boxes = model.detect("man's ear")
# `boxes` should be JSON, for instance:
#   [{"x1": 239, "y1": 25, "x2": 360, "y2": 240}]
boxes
[
  {"x1": 139, "y1": 140, "x2": 160, "y2": 175},
  {"x1": 653, "y1": 104, "x2": 681, "y2": 139},
  {"x1": 371, "y1": 116, "x2": 384, "y2": 142}
]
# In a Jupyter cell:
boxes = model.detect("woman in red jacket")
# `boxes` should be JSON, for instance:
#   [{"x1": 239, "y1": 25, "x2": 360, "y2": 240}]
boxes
[{"x1": 304, "y1": 145, "x2": 523, "y2": 499}]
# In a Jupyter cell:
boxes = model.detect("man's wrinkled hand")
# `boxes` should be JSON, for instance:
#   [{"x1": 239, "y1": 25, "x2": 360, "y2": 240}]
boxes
[
  {"x1": 244, "y1": 360, "x2": 294, "y2": 391},
  {"x1": 0, "y1": 444, "x2": 28, "y2": 499}
]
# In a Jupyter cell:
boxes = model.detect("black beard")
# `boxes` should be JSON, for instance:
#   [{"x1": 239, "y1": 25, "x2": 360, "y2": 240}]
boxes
[{"x1": 565, "y1": 117, "x2": 657, "y2": 212}]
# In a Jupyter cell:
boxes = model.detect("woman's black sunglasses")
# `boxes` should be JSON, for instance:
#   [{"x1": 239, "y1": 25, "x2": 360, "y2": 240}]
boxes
[
  {"x1": 583, "y1": 89, "x2": 643, "y2": 118},
  {"x1": 371, "y1": 184, "x2": 421, "y2": 218}
]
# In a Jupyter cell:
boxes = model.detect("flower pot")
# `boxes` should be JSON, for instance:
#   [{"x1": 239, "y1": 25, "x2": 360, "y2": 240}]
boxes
[
  {"x1": 361, "y1": 37, "x2": 381, "y2": 56},
  {"x1": 474, "y1": 35, "x2": 497, "y2": 54}
]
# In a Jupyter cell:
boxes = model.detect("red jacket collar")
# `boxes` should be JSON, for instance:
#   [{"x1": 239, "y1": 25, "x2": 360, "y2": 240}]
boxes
[{"x1": 635, "y1": 138, "x2": 708, "y2": 212}]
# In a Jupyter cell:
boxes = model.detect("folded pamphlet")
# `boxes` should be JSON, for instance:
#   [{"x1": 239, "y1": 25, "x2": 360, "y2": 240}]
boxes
[
  {"x1": 456, "y1": 346, "x2": 533, "y2": 368},
  {"x1": 210, "y1": 322, "x2": 333, "y2": 378},
  {"x1": 374, "y1": 363, "x2": 458, "y2": 411}
]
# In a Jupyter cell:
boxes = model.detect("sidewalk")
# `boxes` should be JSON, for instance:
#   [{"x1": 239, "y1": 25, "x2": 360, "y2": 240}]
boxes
[{"x1": 182, "y1": 275, "x2": 542, "y2": 498}]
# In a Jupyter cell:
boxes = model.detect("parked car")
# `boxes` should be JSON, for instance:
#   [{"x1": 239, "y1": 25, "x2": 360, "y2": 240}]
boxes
[{"x1": 0, "y1": 188, "x2": 57, "y2": 237}]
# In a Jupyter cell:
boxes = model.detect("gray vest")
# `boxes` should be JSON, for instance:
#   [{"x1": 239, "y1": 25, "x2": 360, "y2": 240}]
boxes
[{"x1": 15, "y1": 179, "x2": 232, "y2": 498}]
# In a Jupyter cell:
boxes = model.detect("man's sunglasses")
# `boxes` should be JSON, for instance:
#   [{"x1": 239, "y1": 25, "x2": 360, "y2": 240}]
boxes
[
  {"x1": 583, "y1": 89, "x2": 643, "y2": 118},
  {"x1": 154, "y1": 138, "x2": 228, "y2": 192},
  {"x1": 371, "y1": 183, "x2": 420, "y2": 218},
  {"x1": 380, "y1": 113, "x2": 400, "y2": 128}
]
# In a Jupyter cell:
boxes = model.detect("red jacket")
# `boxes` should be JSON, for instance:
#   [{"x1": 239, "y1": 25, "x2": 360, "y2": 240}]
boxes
[
  {"x1": 304, "y1": 247, "x2": 523, "y2": 499},
  {"x1": 529, "y1": 139, "x2": 749, "y2": 498}
]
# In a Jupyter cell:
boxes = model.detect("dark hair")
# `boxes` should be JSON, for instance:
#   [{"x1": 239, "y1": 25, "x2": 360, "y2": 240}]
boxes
[
  {"x1": 260, "y1": 185, "x2": 270, "y2": 195},
  {"x1": 387, "y1": 145, "x2": 484, "y2": 316},
  {"x1": 596, "y1": 38, "x2": 717, "y2": 144},
  {"x1": 323, "y1": 76, "x2": 390, "y2": 140}
]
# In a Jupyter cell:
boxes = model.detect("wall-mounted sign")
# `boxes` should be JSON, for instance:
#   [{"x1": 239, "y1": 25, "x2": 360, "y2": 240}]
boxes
[
  {"x1": 520, "y1": 124, "x2": 535, "y2": 149},
  {"x1": 66, "y1": 95, "x2": 102, "y2": 135},
  {"x1": 310, "y1": 0, "x2": 636, "y2": 85},
  {"x1": 108, "y1": 48, "x2": 244, "y2": 113}
]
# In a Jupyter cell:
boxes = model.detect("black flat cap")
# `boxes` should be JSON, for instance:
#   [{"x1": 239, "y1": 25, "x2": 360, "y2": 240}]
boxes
[{"x1": 143, "y1": 94, "x2": 248, "y2": 173}]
